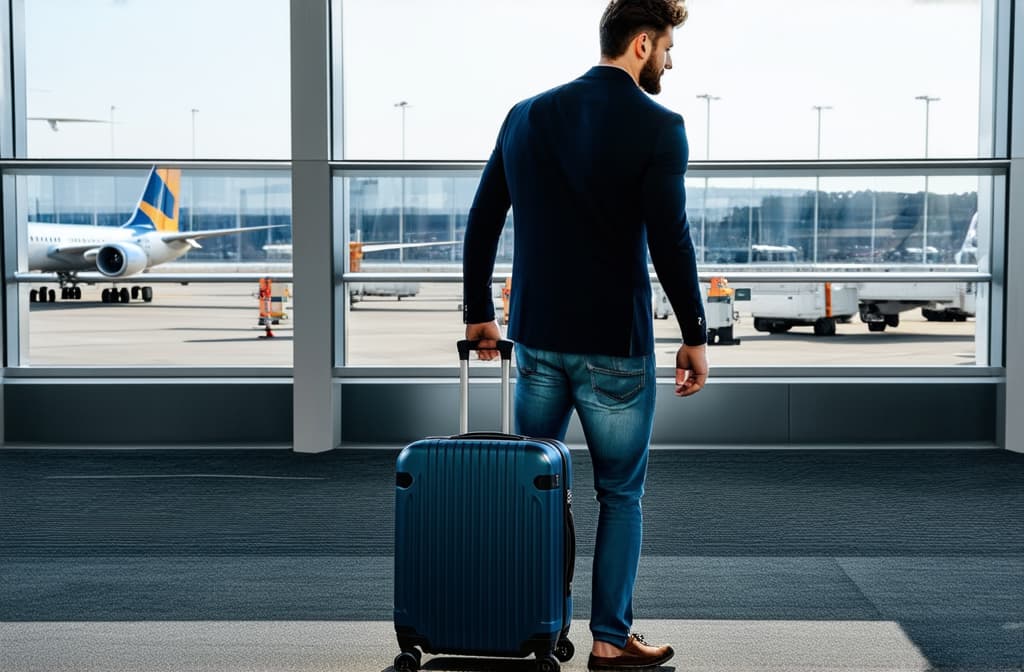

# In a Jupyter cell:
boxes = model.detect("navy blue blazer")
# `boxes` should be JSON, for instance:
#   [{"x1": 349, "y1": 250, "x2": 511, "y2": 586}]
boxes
[{"x1": 463, "y1": 66, "x2": 707, "y2": 356}]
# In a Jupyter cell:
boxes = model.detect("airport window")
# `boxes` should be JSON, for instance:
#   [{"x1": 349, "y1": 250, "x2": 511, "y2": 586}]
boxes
[
  {"x1": 16, "y1": 169, "x2": 293, "y2": 367},
  {"x1": 337, "y1": 169, "x2": 994, "y2": 367},
  {"x1": 338, "y1": 0, "x2": 987, "y2": 161},
  {"x1": 23, "y1": 0, "x2": 290, "y2": 159}
]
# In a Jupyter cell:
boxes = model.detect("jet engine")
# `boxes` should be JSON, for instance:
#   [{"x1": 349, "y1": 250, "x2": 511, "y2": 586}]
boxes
[{"x1": 96, "y1": 243, "x2": 148, "y2": 277}]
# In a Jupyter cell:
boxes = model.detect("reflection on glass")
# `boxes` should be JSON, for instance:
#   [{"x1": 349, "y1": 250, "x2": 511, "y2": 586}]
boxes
[
  {"x1": 19, "y1": 170, "x2": 292, "y2": 366},
  {"x1": 685, "y1": 177, "x2": 979, "y2": 268},
  {"x1": 341, "y1": 173, "x2": 981, "y2": 273},
  {"x1": 342, "y1": 174, "x2": 511, "y2": 269}
]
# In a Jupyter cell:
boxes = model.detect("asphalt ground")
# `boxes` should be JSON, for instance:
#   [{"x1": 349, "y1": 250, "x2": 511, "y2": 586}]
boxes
[{"x1": 23, "y1": 282, "x2": 978, "y2": 367}]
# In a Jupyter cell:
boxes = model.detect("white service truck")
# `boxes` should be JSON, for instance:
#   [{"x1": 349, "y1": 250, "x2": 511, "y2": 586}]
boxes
[{"x1": 747, "y1": 282, "x2": 859, "y2": 336}]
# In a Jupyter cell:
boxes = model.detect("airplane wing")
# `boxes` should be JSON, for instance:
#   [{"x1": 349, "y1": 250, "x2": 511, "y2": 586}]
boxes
[
  {"x1": 160, "y1": 224, "x2": 287, "y2": 245},
  {"x1": 28, "y1": 117, "x2": 107, "y2": 124},
  {"x1": 28, "y1": 117, "x2": 108, "y2": 132},
  {"x1": 360, "y1": 241, "x2": 459, "y2": 253},
  {"x1": 50, "y1": 243, "x2": 101, "y2": 256}
]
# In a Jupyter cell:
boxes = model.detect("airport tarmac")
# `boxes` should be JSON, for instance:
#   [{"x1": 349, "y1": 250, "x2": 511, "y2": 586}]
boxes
[{"x1": 22, "y1": 281, "x2": 979, "y2": 367}]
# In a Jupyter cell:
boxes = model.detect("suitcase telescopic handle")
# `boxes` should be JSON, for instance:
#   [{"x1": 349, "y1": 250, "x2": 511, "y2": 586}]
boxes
[{"x1": 457, "y1": 339, "x2": 514, "y2": 435}]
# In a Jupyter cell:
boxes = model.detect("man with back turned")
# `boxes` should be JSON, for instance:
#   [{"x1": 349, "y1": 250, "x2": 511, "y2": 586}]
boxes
[{"x1": 462, "y1": 1, "x2": 708, "y2": 668}]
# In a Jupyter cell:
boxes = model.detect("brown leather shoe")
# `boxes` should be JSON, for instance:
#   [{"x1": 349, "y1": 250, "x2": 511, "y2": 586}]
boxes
[{"x1": 587, "y1": 633, "x2": 675, "y2": 670}]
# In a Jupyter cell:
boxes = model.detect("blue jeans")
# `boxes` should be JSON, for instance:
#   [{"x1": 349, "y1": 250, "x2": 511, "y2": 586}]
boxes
[{"x1": 514, "y1": 344, "x2": 656, "y2": 648}]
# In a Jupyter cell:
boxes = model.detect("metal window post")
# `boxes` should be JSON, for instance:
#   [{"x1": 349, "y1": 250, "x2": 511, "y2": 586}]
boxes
[
  {"x1": 291, "y1": 0, "x2": 338, "y2": 453},
  {"x1": 697, "y1": 94, "x2": 719, "y2": 263},
  {"x1": 1004, "y1": 0, "x2": 1023, "y2": 453}
]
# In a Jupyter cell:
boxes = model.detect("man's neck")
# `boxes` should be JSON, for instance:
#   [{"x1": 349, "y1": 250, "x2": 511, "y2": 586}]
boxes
[{"x1": 597, "y1": 59, "x2": 639, "y2": 86}]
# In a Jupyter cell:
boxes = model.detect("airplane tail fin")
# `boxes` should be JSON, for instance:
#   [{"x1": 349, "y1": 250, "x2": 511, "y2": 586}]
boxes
[{"x1": 122, "y1": 166, "x2": 182, "y2": 233}]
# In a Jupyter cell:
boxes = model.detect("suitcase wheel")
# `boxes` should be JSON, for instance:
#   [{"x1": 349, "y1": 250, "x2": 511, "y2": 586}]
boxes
[
  {"x1": 394, "y1": 650, "x2": 421, "y2": 672},
  {"x1": 554, "y1": 638, "x2": 575, "y2": 662},
  {"x1": 535, "y1": 654, "x2": 560, "y2": 672}
]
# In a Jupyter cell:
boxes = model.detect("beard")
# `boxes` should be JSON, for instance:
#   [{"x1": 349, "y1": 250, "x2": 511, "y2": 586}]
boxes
[{"x1": 639, "y1": 57, "x2": 663, "y2": 95}]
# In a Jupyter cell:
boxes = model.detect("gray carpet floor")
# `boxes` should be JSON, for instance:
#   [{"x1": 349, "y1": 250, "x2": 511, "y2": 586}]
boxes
[{"x1": 1, "y1": 448, "x2": 1022, "y2": 671}]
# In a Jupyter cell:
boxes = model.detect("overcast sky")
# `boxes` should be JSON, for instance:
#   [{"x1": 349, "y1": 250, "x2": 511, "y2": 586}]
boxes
[{"x1": 23, "y1": 0, "x2": 984, "y2": 167}]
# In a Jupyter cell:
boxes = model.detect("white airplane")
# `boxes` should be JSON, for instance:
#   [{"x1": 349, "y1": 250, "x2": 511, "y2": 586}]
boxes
[
  {"x1": 28, "y1": 166, "x2": 282, "y2": 304},
  {"x1": 28, "y1": 116, "x2": 108, "y2": 132}
]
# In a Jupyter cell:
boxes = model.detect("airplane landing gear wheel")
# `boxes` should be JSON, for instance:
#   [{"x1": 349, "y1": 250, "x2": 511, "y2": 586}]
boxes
[
  {"x1": 131, "y1": 286, "x2": 140, "y2": 300},
  {"x1": 119, "y1": 288, "x2": 130, "y2": 303},
  {"x1": 30, "y1": 289, "x2": 38, "y2": 303},
  {"x1": 48, "y1": 288, "x2": 56, "y2": 302},
  {"x1": 142, "y1": 286, "x2": 153, "y2": 302}
]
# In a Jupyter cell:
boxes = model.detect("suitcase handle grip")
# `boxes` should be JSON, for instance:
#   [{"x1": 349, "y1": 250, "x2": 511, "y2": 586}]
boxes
[
  {"x1": 457, "y1": 339, "x2": 514, "y2": 361},
  {"x1": 458, "y1": 340, "x2": 513, "y2": 434}
]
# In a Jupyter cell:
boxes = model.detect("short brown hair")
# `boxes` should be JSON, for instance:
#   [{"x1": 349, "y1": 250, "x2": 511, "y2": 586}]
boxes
[{"x1": 599, "y1": 0, "x2": 688, "y2": 58}]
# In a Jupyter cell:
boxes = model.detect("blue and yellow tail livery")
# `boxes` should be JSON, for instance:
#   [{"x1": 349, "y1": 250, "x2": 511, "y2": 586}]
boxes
[{"x1": 123, "y1": 167, "x2": 181, "y2": 233}]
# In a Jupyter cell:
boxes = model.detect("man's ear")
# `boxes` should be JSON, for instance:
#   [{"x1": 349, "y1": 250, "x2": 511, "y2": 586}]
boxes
[{"x1": 634, "y1": 32, "x2": 649, "y2": 59}]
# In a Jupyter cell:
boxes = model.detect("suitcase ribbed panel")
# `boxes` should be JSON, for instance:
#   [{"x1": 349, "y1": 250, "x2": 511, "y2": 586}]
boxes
[{"x1": 395, "y1": 437, "x2": 567, "y2": 657}]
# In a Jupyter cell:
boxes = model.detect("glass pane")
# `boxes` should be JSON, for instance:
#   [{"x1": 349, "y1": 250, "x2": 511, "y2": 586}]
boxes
[
  {"x1": 24, "y1": 0, "x2": 290, "y2": 159},
  {"x1": 339, "y1": 0, "x2": 986, "y2": 160},
  {"x1": 338, "y1": 170, "x2": 990, "y2": 367},
  {"x1": 347, "y1": 282, "x2": 470, "y2": 366},
  {"x1": 343, "y1": 173, "x2": 511, "y2": 269},
  {"x1": 17, "y1": 169, "x2": 293, "y2": 366},
  {"x1": 691, "y1": 176, "x2": 981, "y2": 268}
]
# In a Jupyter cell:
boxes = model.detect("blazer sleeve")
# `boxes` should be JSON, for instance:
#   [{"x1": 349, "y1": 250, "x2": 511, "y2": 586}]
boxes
[
  {"x1": 642, "y1": 114, "x2": 708, "y2": 346},
  {"x1": 462, "y1": 112, "x2": 513, "y2": 324}
]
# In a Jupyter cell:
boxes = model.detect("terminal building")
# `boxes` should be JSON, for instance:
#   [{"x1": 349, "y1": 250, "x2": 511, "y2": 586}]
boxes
[{"x1": 1, "y1": 1, "x2": 1022, "y2": 671}]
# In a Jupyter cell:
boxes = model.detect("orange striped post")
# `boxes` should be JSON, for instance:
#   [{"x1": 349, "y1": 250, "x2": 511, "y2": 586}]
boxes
[{"x1": 259, "y1": 278, "x2": 275, "y2": 338}]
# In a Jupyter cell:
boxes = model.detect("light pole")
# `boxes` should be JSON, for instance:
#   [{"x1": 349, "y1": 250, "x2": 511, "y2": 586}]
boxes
[
  {"x1": 394, "y1": 101, "x2": 411, "y2": 159},
  {"x1": 191, "y1": 108, "x2": 199, "y2": 159},
  {"x1": 696, "y1": 93, "x2": 720, "y2": 263},
  {"x1": 915, "y1": 95, "x2": 940, "y2": 159},
  {"x1": 109, "y1": 105, "x2": 116, "y2": 156},
  {"x1": 812, "y1": 105, "x2": 832, "y2": 264},
  {"x1": 110, "y1": 105, "x2": 117, "y2": 220},
  {"x1": 696, "y1": 93, "x2": 720, "y2": 161},
  {"x1": 394, "y1": 101, "x2": 411, "y2": 261},
  {"x1": 916, "y1": 95, "x2": 940, "y2": 263},
  {"x1": 813, "y1": 105, "x2": 832, "y2": 160}
]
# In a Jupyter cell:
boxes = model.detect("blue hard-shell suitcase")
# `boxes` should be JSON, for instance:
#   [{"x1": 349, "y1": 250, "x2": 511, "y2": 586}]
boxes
[{"x1": 393, "y1": 340, "x2": 575, "y2": 672}]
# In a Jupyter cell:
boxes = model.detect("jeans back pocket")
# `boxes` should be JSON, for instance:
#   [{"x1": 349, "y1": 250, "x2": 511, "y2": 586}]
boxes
[{"x1": 586, "y1": 358, "x2": 645, "y2": 405}]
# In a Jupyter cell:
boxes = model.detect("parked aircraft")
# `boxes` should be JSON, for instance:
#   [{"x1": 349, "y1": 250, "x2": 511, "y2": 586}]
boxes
[{"x1": 28, "y1": 166, "x2": 282, "y2": 303}]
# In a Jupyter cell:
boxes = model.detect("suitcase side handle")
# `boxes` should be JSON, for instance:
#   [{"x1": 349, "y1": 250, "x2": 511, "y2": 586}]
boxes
[
  {"x1": 451, "y1": 431, "x2": 528, "y2": 441},
  {"x1": 457, "y1": 340, "x2": 514, "y2": 435}
]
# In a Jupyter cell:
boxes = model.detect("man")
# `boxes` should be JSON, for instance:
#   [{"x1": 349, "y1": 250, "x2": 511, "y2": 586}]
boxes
[{"x1": 462, "y1": 0, "x2": 708, "y2": 669}]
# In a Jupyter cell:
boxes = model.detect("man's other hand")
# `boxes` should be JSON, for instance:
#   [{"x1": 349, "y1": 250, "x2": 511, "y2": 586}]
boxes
[
  {"x1": 675, "y1": 343, "x2": 709, "y2": 397},
  {"x1": 465, "y1": 321, "x2": 503, "y2": 361}
]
